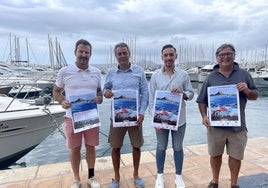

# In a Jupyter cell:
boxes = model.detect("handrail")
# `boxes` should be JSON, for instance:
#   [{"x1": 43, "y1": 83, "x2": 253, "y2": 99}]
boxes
[
  {"x1": 0, "y1": 107, "x2": 39, "y2": 113},
  {"x1": 4, "y1": 85, "x2": 25, "y2": 112}
]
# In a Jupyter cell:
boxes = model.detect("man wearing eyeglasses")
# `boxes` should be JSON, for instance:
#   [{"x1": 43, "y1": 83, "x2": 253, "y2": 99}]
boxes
[{"x1": 196, "y1": 43, "x2": 258, "y2": 188}]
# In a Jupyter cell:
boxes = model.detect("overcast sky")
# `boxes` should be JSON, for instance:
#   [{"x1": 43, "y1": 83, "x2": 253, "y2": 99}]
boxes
[{"x1": 0, "y1": 0, "x2": 268, "y2": 67}]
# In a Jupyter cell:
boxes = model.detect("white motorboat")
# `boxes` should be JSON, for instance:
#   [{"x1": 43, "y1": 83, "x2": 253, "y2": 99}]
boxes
[
  {"x1": 252, "y1": 68, "x2": 268, "y2": 88},
  {"x1": 186, "y1": 67, "x2": 199, "y2": 82},
  {"x1": 198, "y1": 64, "x2": 215, "y2": 83},
  {"x1": 0, "y1": 95, "x2": 65, "y2": 169},
  {"x1": 0, "y1": 75, "x2": 55, "y2": 99},
  {"x1": 0, "y1": 85, "x2": 12, "y2": 95},
  {"x1": 144, "y1": 70, "x2": 155, "y2": 79},
  {"x1": 8, "y1": 84, "x2": 43, "y2": 99}
]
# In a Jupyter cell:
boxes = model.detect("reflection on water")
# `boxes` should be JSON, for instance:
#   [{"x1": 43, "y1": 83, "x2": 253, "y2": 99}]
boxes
[{"x1": 12, "y1": 80, "x2": 268, "y2": 169}]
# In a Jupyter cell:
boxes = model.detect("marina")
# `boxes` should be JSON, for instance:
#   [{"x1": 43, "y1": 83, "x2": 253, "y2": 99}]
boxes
[
  {"x1": 5, "y1": 81, "x2": 268, "y2": 169},
  {"x1": 0, "y1": 66, "x2": 268, "y2": 187},
  {"x1": 1, "y1": 40, "x2": 268, "y2": 171}
]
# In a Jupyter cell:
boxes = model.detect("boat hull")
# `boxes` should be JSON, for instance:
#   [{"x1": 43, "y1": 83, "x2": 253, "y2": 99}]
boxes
[
  {"x1": 0, "y1": 105, "x2": 65, "y2": 169},
  {"x1": 253, "y1": 76, "x2": 268, "y2": 88}
]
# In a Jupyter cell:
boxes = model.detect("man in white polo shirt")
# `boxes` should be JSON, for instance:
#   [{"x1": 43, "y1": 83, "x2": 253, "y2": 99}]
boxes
[{"x1": 53, "y1": 39, "x2": 103, "y2": 188}]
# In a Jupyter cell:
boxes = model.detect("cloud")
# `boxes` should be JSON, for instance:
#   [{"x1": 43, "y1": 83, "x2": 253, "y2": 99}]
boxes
[{"x1": 0, "y1": 0, "x2": 267, "y2": 66}]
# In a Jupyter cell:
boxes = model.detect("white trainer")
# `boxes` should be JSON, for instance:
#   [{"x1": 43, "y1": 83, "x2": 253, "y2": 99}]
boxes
[
  {"x1": 71, "y1": 180, "x2": 81, "y2": 188},
  {"x1": 175, "y1": 175, "x2": 185, "y2": 188},
  {"x1": 155, "y1": 174, "x2": 164, "y2": 188},
  {"x1": 88, "y1": 177, "x2": 100, "y2": 188}
]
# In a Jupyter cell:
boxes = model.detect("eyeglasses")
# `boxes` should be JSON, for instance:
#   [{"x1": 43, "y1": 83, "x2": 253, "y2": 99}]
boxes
[{"x1": 217, "y1": 52, "x2": 234, "y2": 58}]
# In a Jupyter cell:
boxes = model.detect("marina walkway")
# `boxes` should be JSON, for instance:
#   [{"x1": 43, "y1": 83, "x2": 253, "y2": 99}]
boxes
[{"x1": 0, "y1": 137, "x2": 268, "y2": 188}]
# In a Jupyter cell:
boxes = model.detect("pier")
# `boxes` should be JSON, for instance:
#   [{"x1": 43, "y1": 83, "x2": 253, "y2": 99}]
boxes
[{"x1": 0, "y1": 137, "x2": 267, "y2": 187}]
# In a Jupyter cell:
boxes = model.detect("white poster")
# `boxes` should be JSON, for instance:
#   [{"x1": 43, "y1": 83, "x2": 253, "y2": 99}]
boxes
[
  {"x1": 70, "y1": 93, "x2": 100, "y2": 133},
  {"x1": 208, "y1": 85, "x2": 241, "y2": 127},
  {"x1": 152, "y1": 90, "x2": 182, "y2": 131},
  {"x1": 112, "y1": 90, "x2": 139, "y2": 127}
]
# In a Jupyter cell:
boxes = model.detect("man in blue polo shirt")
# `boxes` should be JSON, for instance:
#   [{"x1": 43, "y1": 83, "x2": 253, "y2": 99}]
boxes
[{"x1": 103, "y1": 42, "x2": 149, "y2": 188}]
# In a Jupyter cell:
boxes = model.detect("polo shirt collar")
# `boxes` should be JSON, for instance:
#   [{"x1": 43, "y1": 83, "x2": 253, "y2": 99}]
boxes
[
  {"x1": 116, "y1": 63, "x2": 133, "y2": 72},
  {"x1": 213, "y1": 62, "x2": 239, "y2": 71},
  {"x1": 161, "y1": 66, "x2": 178, "y2": 73},
  {"x1": 74, "y1": 64, "x2": 90, "y2": 72}
]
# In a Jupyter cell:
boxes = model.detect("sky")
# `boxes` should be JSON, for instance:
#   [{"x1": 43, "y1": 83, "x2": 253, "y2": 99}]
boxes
[{"x1": 0, "y1": 0, "x2": 268, "y2": 68}]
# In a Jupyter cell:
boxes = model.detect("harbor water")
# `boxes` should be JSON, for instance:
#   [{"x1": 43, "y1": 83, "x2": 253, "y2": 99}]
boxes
[{"x1": 11, "y1": 81, "x2": 268, "y2": 169}]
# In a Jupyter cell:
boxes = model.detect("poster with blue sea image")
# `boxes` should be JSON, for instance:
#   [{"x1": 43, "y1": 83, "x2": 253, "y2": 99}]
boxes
[
  {"x1": 152, "y1": 90, "x2": 182, "y2": 131},
  {"x1": 70, "y1": 93, "x2": 100, "y2": 133},
  {"x1": 112, "y1": 90, "x2": 138, "y2": 127},
  {"x1": 208, "y1": 84, "x2": 241, "y2": 126}
]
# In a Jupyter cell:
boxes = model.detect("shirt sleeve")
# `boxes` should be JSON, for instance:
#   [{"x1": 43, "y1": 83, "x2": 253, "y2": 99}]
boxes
[
  {"x1": 55, "y1": 68, "x2": 65, "y2": 88},
  {"x1": 148, "y1": 72, "x2": 157, "y2": 115},
  {"x1": 183, "y1": 73, "x2": 194, "y2": 100},
  {"x1": 138, "y1": 70, "x2": 149, "y2": 115},
  {"x1": 196, "y1": 78, "x2": 209, "y2": 105}
]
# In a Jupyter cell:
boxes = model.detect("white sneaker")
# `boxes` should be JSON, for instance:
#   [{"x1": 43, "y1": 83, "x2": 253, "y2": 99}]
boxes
[
  {"x1": 175, "y1": 175, "x2": 185, "y2": 188},
  {"x1": 88, "y1": 177, "x2": 100, "y2": 188},
  {"x1": 71, "y1": 180, "x2": 81, "y2": 188},
  {"x1": 155, "y1": 174, "x2": 164, "y2": 188}
]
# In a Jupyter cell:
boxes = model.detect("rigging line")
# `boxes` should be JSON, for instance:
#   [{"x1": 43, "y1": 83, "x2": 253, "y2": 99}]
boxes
[
  {"x1": 99, "y1": 130, "x2": 111, "y2": 156},
  {"x1": 43, "y1": 106, "x2": 111, "y2": 157},
  {"x1": 1, "y1": 36, "x2": 9, "y2": 60},
  {"x1": 42, "y1": 107, "x2": 66, "y2": 139},
  {"x1": 100, "y1": 130, "x2": 109, "y2": 138},
  {"x1": 101, "y1": 147, "x2": 111, "y2": 156},
  {"x1": 28, "y1": 43, "x2": 40, "y2": 65},
  {"x1": 42, "y1": 107, "x2": 108, "y2": 141}
]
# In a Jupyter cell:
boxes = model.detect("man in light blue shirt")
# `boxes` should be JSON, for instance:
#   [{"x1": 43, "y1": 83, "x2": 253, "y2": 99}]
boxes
[
  {"x1": 149, "y1": 44, "x2": 194, "y2": 188},
  {"x1": 104, "y1": 42, "x2": 149, "y2": 188}
]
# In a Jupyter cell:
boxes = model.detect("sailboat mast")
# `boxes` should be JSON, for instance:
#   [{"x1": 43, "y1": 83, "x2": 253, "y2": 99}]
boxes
[{"x1": 26, "y1": 38, "x2": 30, "y2": 66}]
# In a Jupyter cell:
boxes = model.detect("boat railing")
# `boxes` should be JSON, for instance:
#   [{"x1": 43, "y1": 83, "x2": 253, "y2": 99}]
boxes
[
  {"x1": 1, "y1": 82, "x2": 55, "y2": 112},
  {"x1": 1, "y1": 105, "x2": 39, "y2": 113},
  {"x1": 0, "y1": 73, "x2": 56, "y2": 85},
  {"x1": 0, "y1": 73, "x2": 55, "y2": 99}
]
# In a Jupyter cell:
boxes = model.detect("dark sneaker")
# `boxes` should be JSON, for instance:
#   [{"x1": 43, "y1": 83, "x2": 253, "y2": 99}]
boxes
[
  {"x1": 231, "y1": 185, "x2": 240, "y2": 188},
  {"x1": 207, "y1": 181, "x2": 218, "y2": 188}
]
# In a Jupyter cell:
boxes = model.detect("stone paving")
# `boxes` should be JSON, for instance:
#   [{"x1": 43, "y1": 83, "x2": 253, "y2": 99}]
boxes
[{"x1": 0, "y1": 137, "x2": 267, "y2": 188}]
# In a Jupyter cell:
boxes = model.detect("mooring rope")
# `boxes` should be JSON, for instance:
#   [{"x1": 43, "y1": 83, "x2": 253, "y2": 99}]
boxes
[
  {"x1": 42, "y1": 105, "x2": 112, "y2": 156},
  {"x1": 42, "y1": 107, "x2": 66, "y2": 139}
]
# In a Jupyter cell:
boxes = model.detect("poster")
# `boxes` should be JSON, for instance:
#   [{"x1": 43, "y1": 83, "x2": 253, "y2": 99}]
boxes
[
  {"x1": 70, "y1": 93, "x2": 100, "y2": 133},
  {"x1": 112, "y1": 90, "x2": 138, "y2": 127},
  {"x1": 152, "y1": 90, "x2": 182, "y2": 131},
  {"x1": 208, "y1": 84, "x2": 241, "y2": 127}
]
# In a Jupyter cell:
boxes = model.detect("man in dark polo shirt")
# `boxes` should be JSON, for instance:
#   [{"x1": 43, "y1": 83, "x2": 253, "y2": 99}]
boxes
[{"x1": 196, "y1": 43, "x2": 258, "y2": 188}]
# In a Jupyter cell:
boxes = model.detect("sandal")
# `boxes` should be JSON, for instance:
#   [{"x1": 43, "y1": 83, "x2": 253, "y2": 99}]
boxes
[
  {"x1": 134, "y1": 178, "x2": 145, "y2": 188},
  {"x1": 110, "y1": 179, "x2": 119, "y2": 188}
]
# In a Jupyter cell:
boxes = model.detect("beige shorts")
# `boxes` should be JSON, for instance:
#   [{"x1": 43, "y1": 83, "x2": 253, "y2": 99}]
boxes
[
  {"x1": 207, "y1": 127, "x2": 247, "y2": 160},
  {"x1": 108, "y1": 120, "x2": 144, "y2": 148}
]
